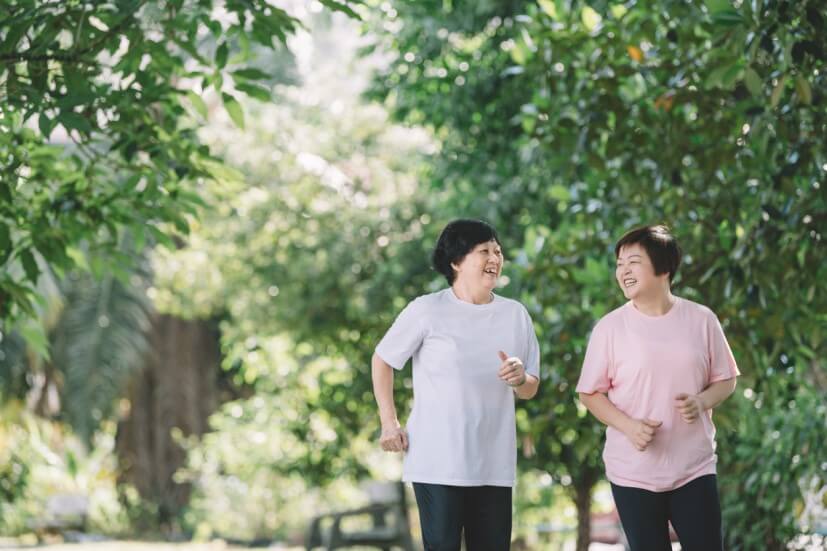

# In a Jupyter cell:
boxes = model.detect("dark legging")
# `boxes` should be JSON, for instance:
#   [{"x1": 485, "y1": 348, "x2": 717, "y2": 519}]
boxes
[
  {"x1": 412, "y1": 483, "x2": 512, "y2": 551},
  {"x1": 611, "y1": 474, "x2": 723, "y2": 551}
]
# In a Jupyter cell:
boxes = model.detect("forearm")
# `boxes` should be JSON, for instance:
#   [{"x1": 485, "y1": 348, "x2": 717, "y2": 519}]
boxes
[
  {"x1": 514, "y1": 374, "x2": 540, "y2": 399},
  {"x1": 371, "y1": 353, "x2": 399, "y2": 426},
  {"x1": 579, "y1": 391, "x2": 633, "y2": 433},
  {"x1": 698, "y1": 377, "x2": 737, "y2": 410}
]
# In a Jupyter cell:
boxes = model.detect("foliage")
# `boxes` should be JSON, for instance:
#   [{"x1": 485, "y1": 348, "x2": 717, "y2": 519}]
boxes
[
  {"x1": 156, "y1": 10, "x2": 441, "y2": 496},
  {"x1": 364, "y1": 0, "x2": 827, "y2": 547},
  {"x1": 0, "y1": 0, "x2": 360, "y2": 330},
  {"x1": 0, "y1": 401, "x2": 136, "y2": 535},
  {"x1": 178, "y1": 337, "x2": 403, "y2": 541},
  {"x1": 51, "y1": 254, "x2": 154, "y2": 443}
]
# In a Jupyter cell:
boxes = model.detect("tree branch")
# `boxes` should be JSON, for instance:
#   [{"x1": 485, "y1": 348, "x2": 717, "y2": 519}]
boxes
[{"x1": 0, "y1": 2, "x2": 144, "y2": 65}]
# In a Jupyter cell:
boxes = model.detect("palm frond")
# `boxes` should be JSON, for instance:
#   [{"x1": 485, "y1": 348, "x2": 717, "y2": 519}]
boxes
[{"x1": 50, "y1": 257, "x2": 153, "y2": 443}]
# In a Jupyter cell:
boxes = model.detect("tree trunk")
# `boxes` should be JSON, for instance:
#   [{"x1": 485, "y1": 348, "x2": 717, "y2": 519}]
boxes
[
  {"x1": 115, "y1": 313, "x2": 222, "y2": 531},
  {"x1": 574, "y1": 470, "x2": 598, "y2": 551}
]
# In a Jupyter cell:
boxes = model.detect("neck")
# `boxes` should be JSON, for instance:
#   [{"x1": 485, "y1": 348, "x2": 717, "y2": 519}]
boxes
[
  {"x1": 452, "y1": 281, "x2": 493, "y2": 305},
  {"x1": 632, "y1": 289, "x2": 675, "y2": 317}
]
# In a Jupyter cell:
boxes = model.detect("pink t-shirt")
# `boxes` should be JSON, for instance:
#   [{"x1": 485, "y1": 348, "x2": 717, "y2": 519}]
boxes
[{"x1": 576, "y1": 297, "x2": 739, "y2": 492}]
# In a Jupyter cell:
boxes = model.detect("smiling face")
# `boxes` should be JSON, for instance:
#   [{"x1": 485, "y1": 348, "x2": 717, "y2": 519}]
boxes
[
  {"x1": 452, "y1": 239, "x2": 503, "y2": 291},
  {"x1": 615, "y1": 242, "x2": 670, "y2": 300}
]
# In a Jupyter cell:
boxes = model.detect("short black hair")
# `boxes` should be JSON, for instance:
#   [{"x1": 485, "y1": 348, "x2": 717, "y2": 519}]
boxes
[
  {"x1": 615, "y1": 225, "x2": 682, "y2": 282},
  {"x1": 432, "y1": 219, "x2": 501, "y2": 285}
]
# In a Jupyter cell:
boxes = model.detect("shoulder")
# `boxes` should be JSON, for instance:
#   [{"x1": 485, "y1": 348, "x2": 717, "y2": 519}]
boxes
[
  {"x1": 494, "y1": 295, "x2": 534, "y2": 319},
  {"x1": 495, "y1": 294, "x2": 527, "y2": 310},
  {"x1": 405, "y1": 289, "x2": 449, "y2": 312},
  {"x1": 676, "y1": 297, "x2": 718, "y2": 321},
  {"x1": 592, "y1": 303, "x2": 627, "y2": 333}
]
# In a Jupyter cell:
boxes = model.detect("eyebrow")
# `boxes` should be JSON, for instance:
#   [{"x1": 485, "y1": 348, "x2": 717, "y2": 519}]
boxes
[{"x1": 617, "y1": 254, "x2": 642, "y2": 260}]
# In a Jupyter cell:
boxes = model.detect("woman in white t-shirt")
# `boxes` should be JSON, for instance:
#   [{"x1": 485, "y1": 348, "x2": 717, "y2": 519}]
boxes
[
  {"x1": 576, "y1": 225, "x2": 739, "y2": 551},
  {"x1": 371, "y1": 219, "x2": 541, "y2": 551}
]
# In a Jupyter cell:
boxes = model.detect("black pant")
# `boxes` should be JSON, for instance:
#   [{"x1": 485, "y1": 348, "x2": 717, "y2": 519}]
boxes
[
  {"x1": 412, "y1": 483, "x2": 512, "y2": 551},
  {"x1": 611, "y1": 474, "x2": 723, "y2": 551}
]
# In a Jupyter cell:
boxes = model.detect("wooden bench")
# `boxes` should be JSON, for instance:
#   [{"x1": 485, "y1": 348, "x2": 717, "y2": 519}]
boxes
[
  {"x1": 305, "y1": 481, "x2": 414, "y2": 550},
  {"x1": 29, "y1": 493, "x2": 89, "y2": 538}
]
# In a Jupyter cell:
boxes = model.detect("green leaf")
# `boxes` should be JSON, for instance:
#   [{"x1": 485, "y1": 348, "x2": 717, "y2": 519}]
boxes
[
  {"x1": 510, "y1": 38, "x2": 531, "y2": 65},
  {"x1": 19, "y1": 248, "x2": 40, "y2": 284},
  {"x1": 222, "y1": 93, "x2": 245, "y2": 129},
  {"x1": 581, "y1": 6, "x2": 602, "y2": 31},
  {"x1": 548, "y1": 185, "x2": 570, "y2": 202},
  {"x1": 770, "y1": 75, "x2": 786, "y2": 107},
  {"x1": 704, "y1": 0, "x2": 732, "y2": 14},
  {"x1": 610, "y1": 4, "x2": 628, "y2": 19},
  {"x1": 705, "y1": 64, "x2": 730, "y2": 89},
  {"x1": 711, "y1": 9, "x2": 743, "y2": 26},
  {"x1": 19, "y1": 320, "x2": 50, "y2": 360},
  {"x1": 66, "y1": 246, "x2": 90, "y2": 271},
  {"x1": 744, "y1": 68, "x2": 762, "y2": 97},
  {"x1": 317, "y1": 0, "x2": 362, "y2": 20},
  {"x1": 232, "y1": 68, "x2": 272, "y2": 81},
  {"x1": 187, "y1": 91, "x2": 208, "y2": 118},
  {"x1": 38, "y1": 113, "x2": 53, "y2": 138},
  {"x1": 0, "y1": 222, "x2": 11, "y2": 265},
  {"x1": 795, "y1": 75, "x2": 812, "y2": 105},
  {"x1": 59, "y1": 111, "x2": 93, "y2": 134},
  {"x1": 537, "y1": 0, "x2": 558, "y2": 19},
  {"x1": 234, "y1": 81, "x2": 272, "y2": 102},
  {"x1": 216, "y1": 42, "x2": 229, "y2": 69}
]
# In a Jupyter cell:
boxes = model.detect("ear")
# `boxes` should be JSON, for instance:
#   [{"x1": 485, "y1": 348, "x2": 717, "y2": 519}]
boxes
[{"x1": 451, "y1": 262, "x2": 460, "y2": 273}]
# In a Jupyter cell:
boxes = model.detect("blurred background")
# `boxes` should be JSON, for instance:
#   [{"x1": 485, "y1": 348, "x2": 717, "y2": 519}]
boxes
[{"x1": 0, "y1": 1, "x2": 825, "y2": 550}]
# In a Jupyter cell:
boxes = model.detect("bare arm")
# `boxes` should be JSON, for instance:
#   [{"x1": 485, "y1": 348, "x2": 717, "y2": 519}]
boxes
[
  {"x1": 699, "y1": 377, "x2": 737, "y2": 409},
  {"x1": 371, "y1": 352, "x2": 408, "y2": 452},
  {"x1": 513, "y1": 374, "x2": 540, "y2": 399},
  {"x1": 579, "y1": 391, "x2": 663, "y2": 451},
  {"x1": 497, "y1": 350, "x2": 540, "y2": 399},
  {"x1": 675, "y1": 377, "x2": 737, "y2": 423}
]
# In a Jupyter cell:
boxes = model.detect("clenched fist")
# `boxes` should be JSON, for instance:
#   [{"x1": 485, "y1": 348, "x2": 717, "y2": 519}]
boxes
[
  {"x1": 379, "y1": 422, "x2": 408, "y2": 453},
  {"x1": 624, "y1": 418, "x2": 662, "y2": 451}
]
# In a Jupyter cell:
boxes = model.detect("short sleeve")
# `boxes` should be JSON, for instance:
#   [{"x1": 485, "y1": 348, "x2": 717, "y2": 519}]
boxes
[
  {"x1": 707, "y1": 312, "x2": 739, "y2": 382},
  {"x1": 576, "y1": 319, "x2": 612, "y2": 394},
  {"x1": 521, "y1": 307, "x2": 541, "y2": 378},
  {"x1": 375, "y1": 298, "x2": 426, "y2": 370}
]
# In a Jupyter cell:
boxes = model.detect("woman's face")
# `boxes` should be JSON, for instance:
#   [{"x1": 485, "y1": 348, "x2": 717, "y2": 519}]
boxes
[
  {"x1": 615, "y1": 242, "x2": 667, "y2": 300},
  {"x1": 452, "y1": 239, "x2": 503, "y2": 290}
]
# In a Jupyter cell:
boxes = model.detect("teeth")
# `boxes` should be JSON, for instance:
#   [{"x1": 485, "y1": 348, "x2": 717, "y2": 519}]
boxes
[{"x1": 624, "y1": 279, "x2": 637, "y2": 287}]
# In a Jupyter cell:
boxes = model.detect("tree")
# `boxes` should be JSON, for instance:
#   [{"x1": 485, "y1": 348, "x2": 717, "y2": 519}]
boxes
[
  {"x1": 0, "y1": 0, "x2": 359, "y2": 329},
  {"x1": 366, "y1": 0, "x2": 826, "y2": 549},
  {"x1": 1, "y1": 0, "x2": 364, "y2": 530}
]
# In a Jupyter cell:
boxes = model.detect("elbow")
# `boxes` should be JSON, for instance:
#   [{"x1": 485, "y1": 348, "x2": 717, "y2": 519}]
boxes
[{"x1": 578, "y1": 391, "x2": 595, "y2": 406}]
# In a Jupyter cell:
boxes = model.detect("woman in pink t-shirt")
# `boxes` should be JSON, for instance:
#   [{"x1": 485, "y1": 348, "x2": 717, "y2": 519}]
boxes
[{"x1": 576, "y1": 225, "x2": 739, "y2": 551}]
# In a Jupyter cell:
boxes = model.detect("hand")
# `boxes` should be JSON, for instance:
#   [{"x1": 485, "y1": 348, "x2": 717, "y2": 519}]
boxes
[
  {"x1": 379, "y1": 421, "x2": 408, "y2": 453},
  {"x1": 498, "y1": 350, "x2": 526, "y2": 387},
  {"x1": 675, "y1": 393, "x2": 705, "y2": 423},
  {"x1": 623, "y1": 418, "x2": 662, "y2": 451}
]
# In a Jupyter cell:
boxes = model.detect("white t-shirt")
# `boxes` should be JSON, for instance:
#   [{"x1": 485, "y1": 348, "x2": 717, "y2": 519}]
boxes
[{"x1": 375, "y1": 288, "x2": 540, "y2": 487}]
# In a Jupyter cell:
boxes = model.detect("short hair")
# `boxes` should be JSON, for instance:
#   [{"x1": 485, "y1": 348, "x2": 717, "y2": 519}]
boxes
[
  {"x1": 432, "y1": 219, "x2": 501, "y2": 285},
  {"x1": 614, "y1": 225, "x2": 682, "y2": 281}
]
